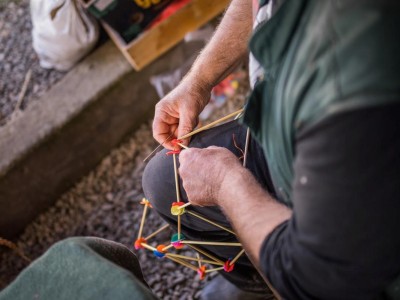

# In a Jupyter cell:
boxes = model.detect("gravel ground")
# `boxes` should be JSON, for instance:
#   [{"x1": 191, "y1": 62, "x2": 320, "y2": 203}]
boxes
[
  {"x1": 0, "y1": 74, "x2": 248, "y2": 298},
  {"x1": 0, "y1": 0, "x2": 66, "y2": 126}
]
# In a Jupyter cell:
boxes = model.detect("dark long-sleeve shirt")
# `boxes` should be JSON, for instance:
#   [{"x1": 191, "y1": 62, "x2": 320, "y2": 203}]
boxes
[{"x1": 261, "y1": 103, "x2": 400, "y2": 299}]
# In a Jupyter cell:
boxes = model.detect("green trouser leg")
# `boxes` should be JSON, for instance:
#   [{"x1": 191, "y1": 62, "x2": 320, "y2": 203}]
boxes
[{"x1": 0, "y1": 237, "x2": 157, "y2": 300}]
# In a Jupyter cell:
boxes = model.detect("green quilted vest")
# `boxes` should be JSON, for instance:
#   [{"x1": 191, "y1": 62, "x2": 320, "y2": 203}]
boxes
[{"x1": 244, "y1": 0, "x2": 400, "y2": 206}]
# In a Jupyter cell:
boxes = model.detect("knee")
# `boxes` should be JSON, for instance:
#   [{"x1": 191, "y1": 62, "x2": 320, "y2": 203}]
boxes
[{"x1": 142, "y1": 149, "x2": 175, "y2": 215}]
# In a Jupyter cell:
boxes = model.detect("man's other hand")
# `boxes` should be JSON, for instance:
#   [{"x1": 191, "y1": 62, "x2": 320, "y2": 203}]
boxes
[{"x1": 179, "y1": 146, "x2": 242, "y2": 206}]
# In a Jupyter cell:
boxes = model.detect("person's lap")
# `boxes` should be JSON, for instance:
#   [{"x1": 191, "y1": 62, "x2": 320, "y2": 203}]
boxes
[
  {"x1": 0, "y1": 121, "x2": 275, "y2": 299},
  {"x1": 142, "y1": 120, "x2": 275, "y2": 292}
]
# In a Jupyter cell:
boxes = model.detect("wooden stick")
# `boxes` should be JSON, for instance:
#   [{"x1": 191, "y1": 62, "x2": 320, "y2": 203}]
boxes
[
  {"x1": 144, "y1": 109, "x2": 243, "y2": 161},
  {"x1": 141, "y1": 243, "x2": 157, "y2": 252},
  {"x1": 179, "y1": 108, "x2": 244, "y2": 140},
  {"x1": 230, "y1": 249, "x2": 245, "y2": 265},
  {"x1": 186, "y1": 245, "x2": 224, "y2": 264},
  {"x1": 177, "y1": 142, "x2": 189, "y2": 149},
  {"x1": 145, "y1": 108, "x2": 243, "y2": 170},
  {"x1": 172, "y1": 139, "x2": 182, "y2": 241},
  {"x1": 143, "y1": 133, "x2": 174, "y2": 162},
  {"x1": 161, "y1": 244, "x2": 174, "y2": 251},
  {"x1": 243, "y1": 128, "x2": 251, "y2": 168},
  {"x1": 167, "y1": 256, "x2": 198, "y2": 271},
  {"x1": 205, "y1": 266, "x2": 224, "y2": 273},
  {"x1": 166, "y1": 253, "x2": 223, "y2": 266},
  {"x1": 234, "y1": 110, "x2": 244, "y2": 120},
  {"x1": 144, "y1": 224, "x2": 170, "y2": 240},
  {"x1": 182, "y1": 240, "x2": 242, "y2": 247},
  {"x1": 177, "y1": 214, "x2": 181, "y2": 239},
  {"x1": 173, "y1": 153, "x2": 180, "y2": 202},
  {"x1": 178, "y1": 202, "x2": 191, "y2": 209},
  {"x1": 137, "y1": 204, "x2": 149, "y2": 239},
  {"x1": 186, "y1": 211, "x2": 236, "y2": 235},
  {"x1": 14, "y1": 69, "x2": 32, "y2": 114},
  {"x1": 143, "y1": 144, "x2": 163, "y2": 162},
  {"x1": 0, "y1": 238, "x2": 31, "y2": 262},
  {"x1": 196, "y1": 253, "x2": 202, "y2": 268}
]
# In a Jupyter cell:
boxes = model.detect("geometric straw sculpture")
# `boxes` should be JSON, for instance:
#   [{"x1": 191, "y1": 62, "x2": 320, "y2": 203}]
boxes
[{"x1": 135, "y1": 109, "x2": 248, "y2": 280}]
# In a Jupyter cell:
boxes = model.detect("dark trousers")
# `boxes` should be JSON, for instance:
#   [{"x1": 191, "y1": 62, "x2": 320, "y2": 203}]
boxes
[{"x1": 143, "y1": 120, "x2": 276, "y2": 293}]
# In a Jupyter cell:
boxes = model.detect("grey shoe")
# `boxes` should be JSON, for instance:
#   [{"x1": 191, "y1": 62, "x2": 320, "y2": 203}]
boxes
[{"x1": 200, "y1": 275, "x2": 273, "y2": 300}]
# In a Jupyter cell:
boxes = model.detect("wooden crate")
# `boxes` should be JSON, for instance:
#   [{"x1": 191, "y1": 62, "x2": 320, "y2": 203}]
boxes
[{"x1": 100, "y1": 0, "x2": 230, "y2": 70}]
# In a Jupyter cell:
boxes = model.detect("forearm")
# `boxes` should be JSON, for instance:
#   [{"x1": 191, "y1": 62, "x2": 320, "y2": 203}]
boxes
[
  {"x1": 185, "y1": 0, "x2": 252, "y2": 89},
  {"x1": 218, "y1": 167, "x2": 292, "y2": 265}
]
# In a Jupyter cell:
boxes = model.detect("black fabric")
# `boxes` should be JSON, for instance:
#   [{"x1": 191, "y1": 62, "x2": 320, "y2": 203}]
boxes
[
  {"x1": 143, "y1": 120, "x2": 275, "y2": 294},
  {"x1": 261, "y1": 103, "x2": 400, "y2": 299}
]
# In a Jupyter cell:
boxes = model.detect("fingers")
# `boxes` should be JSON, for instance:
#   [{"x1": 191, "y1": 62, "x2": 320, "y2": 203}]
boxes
[
  {"x1": 178, "y1": 147, "x2": 225, "y2": 206},
  {"x1": 152, "y1": 84, "x2": 204, "y2": 149},
  {"x1": 177, "y1": 115, "x2": 198, "y2": 146},
  {"x1": 153, "y1": 106, "x2": 199, "y2": 149},
  {"x1": 152, "y1": 105, "x2": 179, "y2": 150},
  {"x1": 153, "y1": 124, "x2": 178, "y2": 150},
  {"x1": 178, "y1": 149, "x2": 203, "y2": 205},
  {"x1": 178, "y1": 148, "x2": 198, "y2": 177},
  {"x1": 207, "y1": 145, "x2": 223, "y2": 150},
  {"x1": 178, "y1": 147, "x2": 194, "y2": 165}
]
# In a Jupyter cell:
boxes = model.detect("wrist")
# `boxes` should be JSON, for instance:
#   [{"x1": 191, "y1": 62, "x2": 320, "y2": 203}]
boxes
[
  {"x1": 217, "y1": 164, "x2": 249, "y2": 207},
  {"x1": 180, "y1": 73, "x2": 213, "y2": 108},
  {"x1": 183, "y1": 70, "x2": 213, "y2": 92}
]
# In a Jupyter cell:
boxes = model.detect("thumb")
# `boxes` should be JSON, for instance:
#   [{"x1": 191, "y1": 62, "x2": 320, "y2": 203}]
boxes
[{"x1": 177, "y1": 114, "x2": 197, "y2": 142}]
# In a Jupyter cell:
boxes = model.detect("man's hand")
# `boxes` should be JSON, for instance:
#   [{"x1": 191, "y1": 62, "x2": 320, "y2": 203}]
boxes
[
  {"x1": 152, "y1": 0, "x2": 252, "y2": 150},
  {"x1": 179, "y1": 145, "x2": 291, "y2": 268},
  {"x1": 153, "y1": 78, "x2": 211, "y2": 150},
  {"x1": 179, "y1": 146, "x2": 243, "y2": 205}
]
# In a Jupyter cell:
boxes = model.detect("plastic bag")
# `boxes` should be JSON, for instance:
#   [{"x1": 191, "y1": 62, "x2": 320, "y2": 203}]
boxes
[
  {"x1": 150, "y1": 24, "x2": 214, "y2": 98},
  {"x1": 30, "y1": 0, "x2": 99, "y2": 71},
  {"x1": 150, "y1": 54, "x2": 195, "y2": 100}
]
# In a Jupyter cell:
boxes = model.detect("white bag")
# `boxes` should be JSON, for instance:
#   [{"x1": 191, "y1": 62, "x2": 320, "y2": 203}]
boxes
[{"x1": 30, "y1": 0, "x2": 99, "y2": 71}]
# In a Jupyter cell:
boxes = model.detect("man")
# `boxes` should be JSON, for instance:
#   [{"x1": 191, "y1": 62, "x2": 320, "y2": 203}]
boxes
[
  {"x1": 143, "y1": 0, "x2": 400, "y2": 299},
  {"x1": 2, "y1": 1, "x2": 399, "y2": 299}
]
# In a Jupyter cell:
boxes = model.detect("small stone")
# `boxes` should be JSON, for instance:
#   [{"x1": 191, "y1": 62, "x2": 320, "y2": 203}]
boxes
[
  {"x1": 194, "y1": 290, "x2": 202, "y2": 299},
  {"x1": 105, "y1": 193, "x2": 113, "y2": 201},
  {"x1": 171, "y1": 276, "x2": 186, "y2": 287},
  {"x1": 192, "y1": 281, "x2": 200, "y2": 289}
]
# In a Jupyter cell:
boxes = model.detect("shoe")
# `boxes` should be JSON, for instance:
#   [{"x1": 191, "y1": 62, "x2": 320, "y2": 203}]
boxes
[{"x1": 200, "y1": 275, "x2": 273, "y2": 300}]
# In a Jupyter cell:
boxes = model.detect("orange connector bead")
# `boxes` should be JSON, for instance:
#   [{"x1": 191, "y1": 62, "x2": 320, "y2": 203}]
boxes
[
  {"x1": 140, "y1": 198, "x2": 152, "y2": 208},
  {"x1": 134, "y1": 237, "x2": 147, "y2": 250},
  {"x1": 171, "y1": 139, "x2": 183, "y2": 146},
  {"x1": 197, "y1": 266, "x2": 206, "y2": 280},
  {"x1": 153, "y1": 244, "x2": 168, "y2": 258},
  {"x1": 156, "y1": 244, "x2": 168, "y2": 253},
  {"x1": 223, "y1": 260, "x2": 234, "y2": 272},
  {"x1": 166, "y1": 150, "x2": 181, "y2": 156}
]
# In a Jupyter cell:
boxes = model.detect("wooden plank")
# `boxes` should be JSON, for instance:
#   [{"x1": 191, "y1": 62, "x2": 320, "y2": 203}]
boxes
[
  {"x1": 103, "y1": 0, "x2": 230, "y2": 70},
  {"x1": 128, "y1": 0, "x2": 229, "y2": 70},
  {"x1": 102, "y1": 22, "x2": 141, "y2": 70}
]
